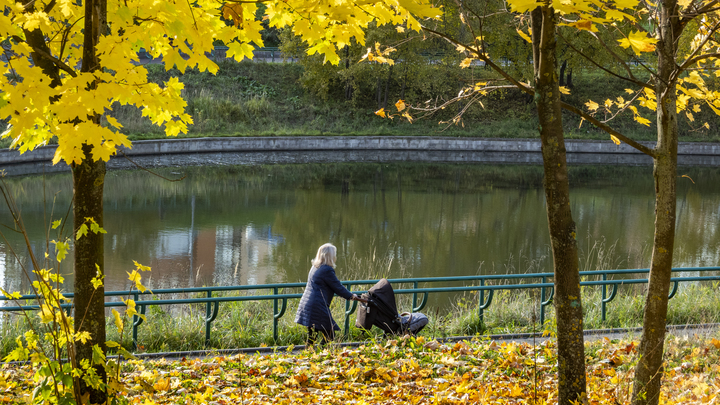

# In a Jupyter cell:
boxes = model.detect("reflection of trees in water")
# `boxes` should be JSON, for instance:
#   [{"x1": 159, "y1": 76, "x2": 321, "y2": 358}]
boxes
[{"x1": 2, "y1": 164, "x2": 720, "y2": 294}]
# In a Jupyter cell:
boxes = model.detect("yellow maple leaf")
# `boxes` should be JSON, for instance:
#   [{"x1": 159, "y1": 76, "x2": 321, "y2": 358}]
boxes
[
  {"x1": 586, "y1": 100, "x2": 599, "y2": 111},
  {"x1": 634, "y1": 115, "x2": 651, "y2": 126},
  {"x1": 460, "y1": 58, "x2": 474, "y2": 68},
  {"x1": 618, "y1": 31, "x2": 658, "y2": 55},
  {"x1": 153, "y1": 377, "x2": 171, "y2": 392},
  {"x1": 678, "y1": 0, "x2": 692, "y2": 7},
  {"x1": 559, "y1": 86, "x2": 571, "y2": 95},
  {"x1": 516, "y1": 28, "x2": 532, "y2": 43},
  {"x1": 611, "y1": 135, "x2": 621, "y2": 145},
  {"x1": 508, "y1": 0, "x2": 543, "y2": 13},
  {"x1": 508, "y1": 383, "x2": 523, "y2": 397},
  {"x1": 614, "y1": 0, "x2": 640, "y2": 9},
  {"x1": 112, "y1": 309, "x2": 123, "y2": 331},
  {"x1": 395, "y1": 99, "x2": 406, "y2": 112},
  {"x1": 375, "y1": 108, "x2": 387, "y2": 118},
  {"x1": 402, "y1": 111, "x2": 413, "y2": 123}
]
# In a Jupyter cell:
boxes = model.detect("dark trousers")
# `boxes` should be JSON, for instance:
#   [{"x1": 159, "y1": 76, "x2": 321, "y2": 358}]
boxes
[{"x1": 307, "y1": 327, "x2": 334, "y2": 345}]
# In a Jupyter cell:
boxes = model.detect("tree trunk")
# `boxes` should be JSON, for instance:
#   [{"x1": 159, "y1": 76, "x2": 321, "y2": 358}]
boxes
[
  {"x1": 72, "y1": 150, "x2": 107, "y2": 404},
  {"x1": 631, "y1": 2, "x2": 679, "y2": 404},
  {"x1": 559, "y1": 60, "x2": 567, "y2": 87},
  {"x1": 400, "y1": 63, "x2": 408, "y2": 100},
  {"x1": 532, "y1": 6, "x2": 587, "y2": 405},
  {"x1": 73, "y1": 0, "x2": 108, "y2": 403},
  {"x1": 376, "y1": 75, "x2": 382, "y2": 108},
  {"x1": 344, "y1": 46, "x2": 352, "y2": 101},
  {"x1": 383, "y1": 64, "x2": 393, "y2": 109}
]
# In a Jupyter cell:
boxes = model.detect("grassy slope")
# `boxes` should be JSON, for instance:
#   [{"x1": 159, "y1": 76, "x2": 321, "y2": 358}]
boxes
[{"x1": 114, "y1": 60, "x2": 719, "y2": 143}]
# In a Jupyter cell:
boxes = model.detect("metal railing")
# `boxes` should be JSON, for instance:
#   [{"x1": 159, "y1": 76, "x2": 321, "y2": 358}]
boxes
[{"x1": 2, "y1": 267, "x2": 718, "y2": 349}]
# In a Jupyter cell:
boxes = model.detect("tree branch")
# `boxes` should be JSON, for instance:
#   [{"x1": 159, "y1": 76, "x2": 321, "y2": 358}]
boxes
[
  {"x1": 420, "y1": 26, "x2": 656, "y2": 158},
  {"x1": 676, "y1": 21, "x2": 720, "y2": 73},
  {"x1": 586, "y1": 30, "x2": 647, "y2": 82},
  {"x1": 682, "y1": 0, "x2": 720, "y2": 25},
  {"x1": 560, "y1": 102, "x2": 656, "y2": 157},
  {"x1": 557, "y1": 31, "x2": 653, "y2": 90},
  {"x1": 31, "y1": 47, "x2": 78, "y2": 77}
]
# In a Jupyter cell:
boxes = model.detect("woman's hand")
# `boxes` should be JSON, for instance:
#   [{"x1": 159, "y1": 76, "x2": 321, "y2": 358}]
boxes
[{"x1": 352, "y1": 294, "x2": 368, "y2": 303}]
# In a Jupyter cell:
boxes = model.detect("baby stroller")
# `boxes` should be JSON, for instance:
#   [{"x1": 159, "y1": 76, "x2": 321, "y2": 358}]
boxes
[{"x1": 355, "y1": 278, "x2": 428, "y2": 335}]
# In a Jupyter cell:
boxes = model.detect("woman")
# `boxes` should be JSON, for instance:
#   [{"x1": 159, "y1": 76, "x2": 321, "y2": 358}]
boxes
[{"x1": 295, "y1": 243, "x2": 361, "y2": 344}]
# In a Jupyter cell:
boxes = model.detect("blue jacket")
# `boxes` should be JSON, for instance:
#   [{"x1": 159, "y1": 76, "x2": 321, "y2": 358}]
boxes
[{"x1": 295, "y1": 265, "x2": 354, "y2": 332}]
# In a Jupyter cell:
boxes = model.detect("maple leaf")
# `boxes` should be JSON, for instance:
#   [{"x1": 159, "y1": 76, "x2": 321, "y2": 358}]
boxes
[
  {"x1": 395, "y1": 100, "x2": 406, "y2": 112},
  {"x1": 222, "y1": 3, "x2": 244, "y2": 28},
  {"x1": 585, "y1": 100, "x2": 599, "y2": 111},
  {"x1": 508, "y1": 0, "x2": 543, "y2": 13},
  {"x1": 634, "y1": 115, "x2": 651, "y2": 126},
  {"x1": 375, "y1": 108, "x2": 387, "y2": 118},
  {"x1": 568, "y1": 20, "x2": 594, "y2": 31},
  {"x1": 618, "y1": 31, "x2": 658, "y2": 55},
  {"x1": 516, "y1": 28, "x2": 532, "y2": 43}
]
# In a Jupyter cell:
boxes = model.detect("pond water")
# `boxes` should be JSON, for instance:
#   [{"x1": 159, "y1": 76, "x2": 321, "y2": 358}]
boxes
[{"x1": 1, "y1": 163, "x2": 719, "y2": 295}]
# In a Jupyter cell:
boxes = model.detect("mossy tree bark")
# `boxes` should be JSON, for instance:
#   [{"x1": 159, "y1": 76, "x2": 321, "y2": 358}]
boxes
[
  {"x1": 72, "y1": 149, "x2": 107, "y2": 404},
  {"x1": 532, "y1": 6, "x2": 587, "y2": 405},
  {"x1": 72, "y1": 0, "x2": 108, "y2": 403},
  {"x1": 631, "y1": 1, "x2": 679, "y2": 404}
]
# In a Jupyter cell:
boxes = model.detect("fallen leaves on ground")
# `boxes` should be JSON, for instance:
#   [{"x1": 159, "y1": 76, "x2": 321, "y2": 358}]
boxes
[{"x1": 2, "y1": 335, "x2": 719, "y2": 404}]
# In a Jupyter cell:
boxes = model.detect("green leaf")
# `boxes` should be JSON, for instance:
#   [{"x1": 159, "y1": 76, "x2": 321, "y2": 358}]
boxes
[
  {"x1": 118, "y1": 347, "x2": 137, "y2": 360},
  {"x1": 54, "y1": 240, "x2": 69, "y2": 262},
  {"x1": 4, "y1": 346, "x2": 29, "y2": 362},
  {"x1": 90, "y1": 221, "x2": 107, "y2": 234},
  {"x1": 76, "y1": 224, "x2": 88, "y2": 240},
  {"x1": 106, "y1": 340, "x2": 121, "y2": 348},
  {"x1": 51, "y1": 219, "x2": 61, "y2": 229},
  {"x1": 92, "y1": 344, "x2": 106, "y2": 365}
]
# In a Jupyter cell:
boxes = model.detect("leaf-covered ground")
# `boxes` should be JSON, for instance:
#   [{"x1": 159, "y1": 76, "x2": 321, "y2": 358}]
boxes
[{"x1": 2, "y1": 335, "x2": 719, "y2": 404}]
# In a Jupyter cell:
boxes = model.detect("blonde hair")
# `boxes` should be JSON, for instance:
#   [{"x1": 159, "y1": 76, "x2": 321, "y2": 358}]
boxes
[{"x1": 312, "y1": 243, "x2": 337, "y2": 268}]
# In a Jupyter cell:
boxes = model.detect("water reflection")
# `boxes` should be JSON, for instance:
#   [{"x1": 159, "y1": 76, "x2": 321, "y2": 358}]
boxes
[{"x1": 1, "y1": 163, "x2": 719, "y2": 294}]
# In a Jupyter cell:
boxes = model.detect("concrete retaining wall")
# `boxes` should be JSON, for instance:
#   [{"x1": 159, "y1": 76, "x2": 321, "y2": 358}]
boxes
[{"x1": 0, "y1": 137, "x2": 718, "y2": 177}]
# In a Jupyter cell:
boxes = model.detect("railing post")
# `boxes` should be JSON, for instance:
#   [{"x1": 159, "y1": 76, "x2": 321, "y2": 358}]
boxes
[
  {"x1": 205, "y1": 291, "x2": 212, "y2": 347},
  {"x1": 540, "y1": 277, "x2": 546, "y2": 326},
  {"x1": 344, "y1": 299, "x2": 350, "y2": 336},
  {"x1": 132, "y1": 292, "x2": 139, "y2": 350},
  {"x1": 412, "y1": 281, "x2": 418, "y2": 312},
  {"x1": 273, "y1": 287, "x2": 279, "y2": 342},
  {"x1": 478, "y1": 279, "x2": 485, "y2": 324},
  {"x1": 602, "y1": 273, "x2": 607, "y2": 322}
]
